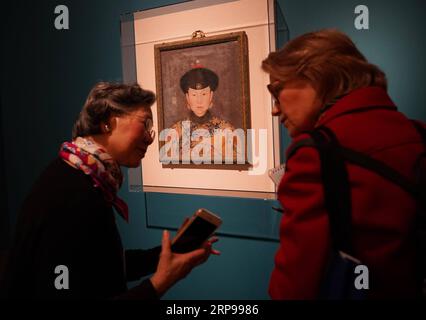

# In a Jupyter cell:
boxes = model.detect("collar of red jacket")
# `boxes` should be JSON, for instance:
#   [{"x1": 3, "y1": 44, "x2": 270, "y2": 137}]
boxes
[{"x1": 316, "y1": 86, "x2": 397, "y2": 127}]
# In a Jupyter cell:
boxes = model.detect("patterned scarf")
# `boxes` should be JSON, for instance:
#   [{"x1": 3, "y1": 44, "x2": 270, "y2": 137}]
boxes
[{"x1": 59, "y1": 137, "x2": 129, "y2": 222}]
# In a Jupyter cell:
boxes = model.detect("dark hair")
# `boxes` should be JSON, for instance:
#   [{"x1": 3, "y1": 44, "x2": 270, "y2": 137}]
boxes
[
  {"x1": 72, "y1": 82, "x2": 156, "y2": 139},
  {"x1": 262, "y1": 29, "x2": 387, "y2": 106},
  {"x1": 180, "y1": 67, "x2": 219, "y2": 93}
]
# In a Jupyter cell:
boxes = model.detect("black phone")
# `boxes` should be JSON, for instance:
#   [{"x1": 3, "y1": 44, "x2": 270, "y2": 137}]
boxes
[{"x1": 171, "y1": 208, "x2": 222, "y2": 253}]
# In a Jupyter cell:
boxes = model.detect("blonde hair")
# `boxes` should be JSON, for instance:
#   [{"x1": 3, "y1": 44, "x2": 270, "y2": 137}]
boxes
[{"x1": 262, "y1": 29, "x2": 387, "y2": 106}]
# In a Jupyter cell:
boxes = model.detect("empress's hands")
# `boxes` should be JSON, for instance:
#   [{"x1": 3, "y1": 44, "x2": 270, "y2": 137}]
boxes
[{"x1": 150, "y1": 230, "x2": 220, "y2": 297}]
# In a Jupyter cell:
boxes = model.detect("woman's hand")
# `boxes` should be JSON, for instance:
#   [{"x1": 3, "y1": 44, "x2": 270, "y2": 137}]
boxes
[{"x1": 150, "y1": 230, "x2": 220, "y2": 297}]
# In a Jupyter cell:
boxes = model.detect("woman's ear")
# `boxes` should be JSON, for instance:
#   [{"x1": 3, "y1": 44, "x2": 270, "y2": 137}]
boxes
[
  {"x1": 102, "y1": 117, "x2": 117, "y2": 134},
  {"x1": 102, "y1": 123, "x2": 111, "y2": 134}
]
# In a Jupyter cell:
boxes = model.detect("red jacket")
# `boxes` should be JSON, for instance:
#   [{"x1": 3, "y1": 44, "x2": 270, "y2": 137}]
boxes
[{"x1": 269, "y1": 87, "x2": 424, "y2": 299}]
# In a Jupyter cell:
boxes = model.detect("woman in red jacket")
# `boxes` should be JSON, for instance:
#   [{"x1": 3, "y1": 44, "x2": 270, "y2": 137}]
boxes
[{"x1": 262, "y1": 29, "x2": 424, "y2": 299}]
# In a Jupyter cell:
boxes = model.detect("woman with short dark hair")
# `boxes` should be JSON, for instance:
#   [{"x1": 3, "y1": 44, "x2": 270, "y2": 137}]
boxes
[
  {"x1": 263, "y1": 29, "x2": 424, "y2": 299},
  {"x1": 2, "y1": 82, "x2": 218, "y2": 299}
]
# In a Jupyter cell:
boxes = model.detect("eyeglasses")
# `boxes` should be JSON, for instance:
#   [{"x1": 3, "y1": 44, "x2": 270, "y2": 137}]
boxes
[
  {"x1": 143, "y1": 118, "x2": 156, "y2": 140},
  {"x1": 128, "y1": 114, "x2": 155, "y2": 140},
  {"x1": 267, "y1": 80, "x2": 285, "y2": 104}
]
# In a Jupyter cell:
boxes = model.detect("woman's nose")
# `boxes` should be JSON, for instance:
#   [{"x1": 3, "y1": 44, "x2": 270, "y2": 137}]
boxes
[
  {"x1": 145, "y1": 131, "x2": 155, "y2": 145},
  {"x1": 271, "y1": 103, "x2": 281, "y2": 116}
]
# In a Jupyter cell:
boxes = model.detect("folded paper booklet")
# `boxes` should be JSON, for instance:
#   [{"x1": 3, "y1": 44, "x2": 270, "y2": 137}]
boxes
[{"x1": 268, "y1": 164, "x2": 286, "y2": 186}]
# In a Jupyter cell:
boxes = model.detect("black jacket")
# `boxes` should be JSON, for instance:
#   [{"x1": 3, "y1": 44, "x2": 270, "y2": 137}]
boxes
[{"x1": 1, "y1": 158, "x2": 160, "y2": 299}]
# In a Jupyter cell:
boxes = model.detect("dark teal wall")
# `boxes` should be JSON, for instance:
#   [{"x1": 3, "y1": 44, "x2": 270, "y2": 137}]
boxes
[
  {"x1": 1, "y1": 0, "x2": 425, "y2": 299},
  {"x1": 1, "y1": 0, "x2": 178, "y2": 231},
  {"x1": 280, "y1": 0, "x2": 426, "y2": 121}
]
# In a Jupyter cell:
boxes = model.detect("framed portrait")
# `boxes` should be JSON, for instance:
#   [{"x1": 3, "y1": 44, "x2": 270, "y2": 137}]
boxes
[
  {"x1": 154, "y1": 31, "x2": 251, "y2": 169},
  {"x1": 127, "y1": 0, "x2": 282, "y2": 199}
]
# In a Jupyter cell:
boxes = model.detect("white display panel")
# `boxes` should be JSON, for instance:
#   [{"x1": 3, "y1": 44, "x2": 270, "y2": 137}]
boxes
[{"x1": 130, "y1": 0, "x2": 280, "y2": 198}]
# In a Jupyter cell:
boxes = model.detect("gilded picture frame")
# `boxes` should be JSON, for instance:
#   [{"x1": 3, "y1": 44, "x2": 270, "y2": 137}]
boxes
[{"x1": 154, "y1": 31, "x2": 251, "y2": 169}]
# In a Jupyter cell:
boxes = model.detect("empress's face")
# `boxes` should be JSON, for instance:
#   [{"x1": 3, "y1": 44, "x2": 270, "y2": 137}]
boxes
[
  {"x1": 185, "y1": 86, "x2": 213, "y2": 117},
  {"x1": 269, "y1": 79, "x2": 322, "y2": 138},
  {"x1": 106, "y1": 108, "x2": 154, "y2": 167}
]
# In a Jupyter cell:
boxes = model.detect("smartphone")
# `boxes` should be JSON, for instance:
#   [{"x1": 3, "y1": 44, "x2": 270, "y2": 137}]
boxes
[{"x1": 171, "y1": 208, "x2": 222, "y2": 253}]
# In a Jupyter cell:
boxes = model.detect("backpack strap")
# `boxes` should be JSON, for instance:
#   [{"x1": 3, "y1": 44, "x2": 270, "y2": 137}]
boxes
[
  {"x1": 287, "y1": 126, "x2": 422, "y2": 201},
  {"x1": 286, "y1": 124, "x2": 423, "y2": 255},
  {"x1": 338, "y1": 147, "x2": 418, "y2": 198},
  {"x1": 286, "y1": 121, "x2": 426, "y2": 295},
  {"x1": 338, "y1": 120, "x2": 425, "y2": 202},
  {"x1": 310, "y1": 127, "x2": 354, "y2": 256},
  {"x1": 286, "y1": 130, "x2": 354, "y2": 255}
]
